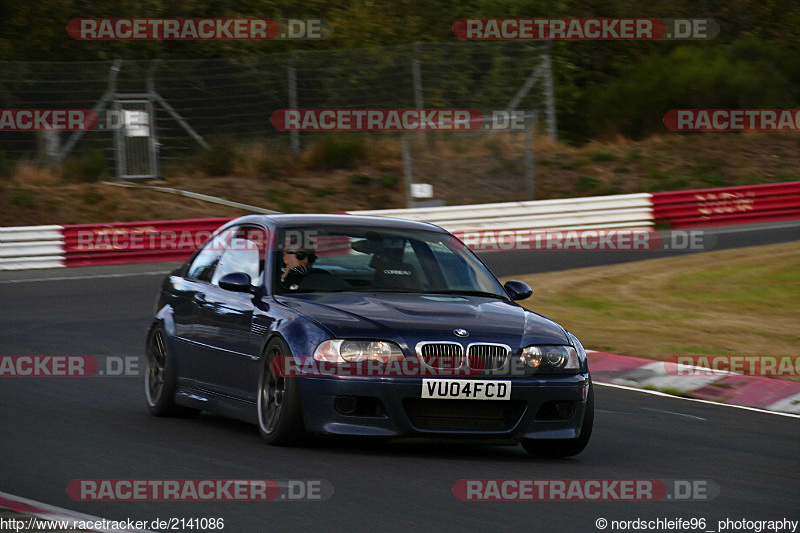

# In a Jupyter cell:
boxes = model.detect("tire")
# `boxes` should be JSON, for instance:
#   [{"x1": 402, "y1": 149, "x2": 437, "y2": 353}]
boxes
[
  {"x1": 257, "y1": 337, "x2": 307, "y2": 446},
  {"x1": 522, "y1": 380, "x2": 594, "y2": 458},
  {"x1": 144, "y1": 325, "x2": 200, "y2": 418}
]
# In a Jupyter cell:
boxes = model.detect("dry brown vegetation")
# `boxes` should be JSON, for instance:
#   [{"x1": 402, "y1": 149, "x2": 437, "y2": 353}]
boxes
[{"x1": 1, "y1": 131, "x2": 798, "y2": 226}]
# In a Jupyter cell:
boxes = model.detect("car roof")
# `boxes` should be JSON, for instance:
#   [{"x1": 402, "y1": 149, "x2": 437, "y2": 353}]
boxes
[{"x1": 230, "y1": 213, "x2": 447, "y2": 233}]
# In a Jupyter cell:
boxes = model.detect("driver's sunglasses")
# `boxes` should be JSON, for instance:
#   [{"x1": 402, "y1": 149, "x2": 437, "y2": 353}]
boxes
[{"x1": 287, "y1": 251, "x2": 316, "y2": 261}]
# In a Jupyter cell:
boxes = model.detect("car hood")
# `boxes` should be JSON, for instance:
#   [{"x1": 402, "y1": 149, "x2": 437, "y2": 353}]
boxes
[{"x1": 275, "y1": 292, "x2": 569, "y2": 349}]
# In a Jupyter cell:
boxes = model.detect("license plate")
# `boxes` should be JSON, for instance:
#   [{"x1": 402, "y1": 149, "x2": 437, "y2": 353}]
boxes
[{"x1": 421, "y1": 379, "x2": 511, "y2": 400}]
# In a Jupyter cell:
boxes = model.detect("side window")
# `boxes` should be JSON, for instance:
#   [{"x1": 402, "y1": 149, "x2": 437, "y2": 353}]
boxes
[
  {"x1": 211, "y1": 227, "x2": 266, "y2": 287},
  {"x1": 212, "y1": 239, "x2": 261, "y2": 286},
  {"x1": 186, "y1": 237, "x2": 225, "y2": 283}
]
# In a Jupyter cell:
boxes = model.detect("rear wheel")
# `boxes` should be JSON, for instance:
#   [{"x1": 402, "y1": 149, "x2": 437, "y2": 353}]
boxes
[
  {"x1": 522, "y1": 380, "x2": 594, "y2": 458},
  {"x1": 144, "y1": 325, "x2": 199, "y2": 418},
  {"x1": 257, "y1": 338, "x2": 307, "y2": 446}
]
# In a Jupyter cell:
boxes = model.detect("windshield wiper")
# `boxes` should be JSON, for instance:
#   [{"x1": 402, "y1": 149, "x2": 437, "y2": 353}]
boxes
[{"x1": 425, "y1": 290, "x2": 508, "y2": 300}]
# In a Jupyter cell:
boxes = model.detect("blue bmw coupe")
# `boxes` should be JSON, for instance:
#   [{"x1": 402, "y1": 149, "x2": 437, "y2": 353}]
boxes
[{"x1": 145, "y1": 214, "x2": 593, "y2": 457}]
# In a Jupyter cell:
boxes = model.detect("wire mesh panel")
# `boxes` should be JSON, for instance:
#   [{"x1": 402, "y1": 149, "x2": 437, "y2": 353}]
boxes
[
  {"x1": 113, "y1": 100, "x2": 157, "y2": 179},
  {"x1": 0, "y1": 42, "x2": 553, "y2": 193}
]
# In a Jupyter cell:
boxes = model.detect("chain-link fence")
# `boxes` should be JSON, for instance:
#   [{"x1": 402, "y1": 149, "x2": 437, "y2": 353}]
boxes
[{"x1": 0, "y1": 42, "x2": 554, "y2": 203}]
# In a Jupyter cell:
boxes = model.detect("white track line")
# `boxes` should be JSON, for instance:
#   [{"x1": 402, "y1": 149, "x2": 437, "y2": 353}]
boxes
[
  {"x1": 0, "y1": 491, "x2": 154, "y2": 532},
  {"x1": 0, "y1": 271, "x2": 169, "y2": 284},
  {"x1": 595, "y1": 381, "x2": 800, "y2": 419},
  {"x1": 638, "y1": 407, "x2": 706, "y2": 421}
]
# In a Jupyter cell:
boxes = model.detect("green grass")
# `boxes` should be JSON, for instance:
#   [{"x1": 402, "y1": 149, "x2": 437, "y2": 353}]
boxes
[{"x1": 509, "y1": 242, "x2": 800, "y2": 372}]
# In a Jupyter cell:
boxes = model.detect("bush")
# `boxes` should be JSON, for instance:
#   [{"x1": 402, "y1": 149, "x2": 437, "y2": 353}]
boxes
[
  {"x1": 484, "y1": 138, "x2": 503, "y2": 157},
  {"x1": 348, "y1": 173, "x2": 372, "y2": 186},
  {"x1": 589, "y1": 151, "x2": 617, "y2": 162},
  {"x1": 83, "y1": 187, "x2": 103, "y2": 205},
  {"x1": 313, "y1": 186, "x2": 334, "y2": 197},
  {"x1": 9, "y1": 184, "x2": 35, "y2": 208},
  {"x1": 61, "y1": 151, "x2": 106, "y2": 182},
  {"x1": 305, "y1": 137, "x2": 365, "y2": 170},
  {"x1": 576, "y1": 175, "x2": 598, "y2": 192},
  {"x1": 587, "y1": 38, "x2": 800, "y2": 138},
  {"x1": 0, "y1": 151, "x2": 12, "y2": 179},
  {"x1": 197, "y1": 139, "x2": 236, "y2": 176},
  {"x1": 379, "y1": 173, "x2": 400, "y2": 189}
]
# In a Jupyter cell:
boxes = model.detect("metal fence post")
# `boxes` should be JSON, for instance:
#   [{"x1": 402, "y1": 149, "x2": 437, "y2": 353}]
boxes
[
  {"x1": 401, "y1": 133, "x2": 414, "y2": 208},
  {"x1": 412, "y1": 42, "x2": 425, "y2": 147},
  {"x1": 288, "y1": 51, "x2": 300, "y2": 157},
  {"x1": 542, "y1": 54, "x2": 557, "y2": 140},
  {"x1": 525, "y1": 113, "x2": 538, "y2": 200},
  {"x1": 412, "y1": 43, "x2": 424, "y2": 110}
]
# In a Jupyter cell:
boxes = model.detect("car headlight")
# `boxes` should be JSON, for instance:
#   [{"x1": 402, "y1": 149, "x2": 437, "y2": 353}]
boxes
[
  {"x1": 314, "y1": 339, "x2": 404, "y2": 363},
  {"x1": 520, "y1": 345, "x2": 580, "y2": 371}
]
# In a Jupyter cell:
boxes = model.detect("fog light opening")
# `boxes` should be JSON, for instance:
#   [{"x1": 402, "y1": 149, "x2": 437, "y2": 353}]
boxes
[
  {"x1": 555, "y1": 401, "x2": 576, "y2": 420},
  {"x1": 334, "y1": 396, "x2": 359, "y2": 415}
]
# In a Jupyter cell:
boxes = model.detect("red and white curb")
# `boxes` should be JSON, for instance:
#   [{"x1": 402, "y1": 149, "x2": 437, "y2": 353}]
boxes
[
  {"x1": 588, "y1": 351, "x2": 800, "y2": 415},
  {"x1": 0, "y1": 491, "x2": 152, "y2": 533}
]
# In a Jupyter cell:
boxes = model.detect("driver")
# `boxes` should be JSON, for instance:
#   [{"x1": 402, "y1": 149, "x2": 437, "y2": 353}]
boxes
[{"x1": 280, "y1": 245, "x2": 317, "y2": 290}]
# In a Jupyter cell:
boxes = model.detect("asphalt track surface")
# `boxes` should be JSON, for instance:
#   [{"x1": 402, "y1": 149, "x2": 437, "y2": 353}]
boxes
[{"x1": 1, "y1": 222, "x2": 798, "y2": 532}]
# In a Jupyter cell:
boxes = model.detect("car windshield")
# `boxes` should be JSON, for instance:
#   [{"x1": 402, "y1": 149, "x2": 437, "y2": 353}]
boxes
[{"x1": 273, "y1": 225, "x2": 507, "y2": 297}]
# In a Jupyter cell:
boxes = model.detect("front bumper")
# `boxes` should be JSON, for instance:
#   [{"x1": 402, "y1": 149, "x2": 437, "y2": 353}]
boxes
[{"x1": 297, "y1": 373, "x2": 590, "y2": 440}]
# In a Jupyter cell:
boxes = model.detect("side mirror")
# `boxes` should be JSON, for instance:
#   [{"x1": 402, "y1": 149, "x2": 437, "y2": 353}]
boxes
[
  {"x1": 504, "y1": 280, "x2": 532, "y2": 301},
  {"x1": 218, "y1": 272, "x2": 253, "y2": 293}
]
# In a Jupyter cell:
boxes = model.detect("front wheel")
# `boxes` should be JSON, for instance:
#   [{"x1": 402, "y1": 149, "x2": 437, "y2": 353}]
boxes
[
  {"x1": 144, "y1": 325, "x2": 199, "y2": 418},
  {"x1": 257, "y1": 338, "x2": 307, "y2": 446},
  {"x1": 522, "y1": 380, "x2": 594, "y2": 458}
]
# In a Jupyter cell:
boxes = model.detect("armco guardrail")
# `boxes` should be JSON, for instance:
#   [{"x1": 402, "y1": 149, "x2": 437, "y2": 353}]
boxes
[
  {"x1": 652, "y1": 181, "x2": 800, "y2": 228},
  {"x1": 62, "y1": 218, "x2": 232, "y2": 267},
  {"x1": 0, "y1": 225, "x2": 65, "y2": 270},
  {"x1": 351, "y1": 193, "x2": 655, "y2": 232},
  {"x1": 2, "y1": 183, "x2": 799, "y2": 270}
]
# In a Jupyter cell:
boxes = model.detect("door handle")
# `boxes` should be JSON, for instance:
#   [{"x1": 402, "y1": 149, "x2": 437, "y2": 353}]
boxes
[{"x1": 194, "y1": 293, "x2": 207, "y2": 303}]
